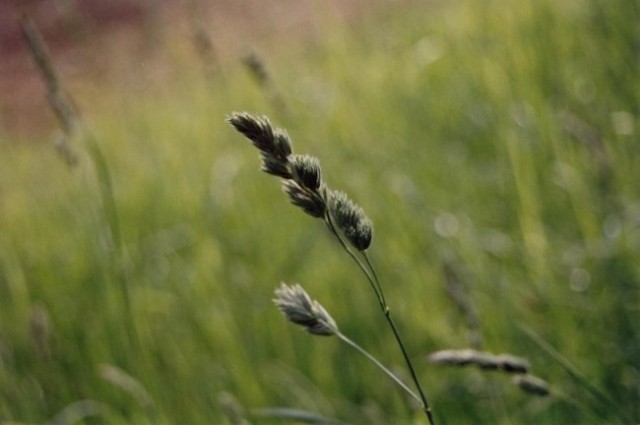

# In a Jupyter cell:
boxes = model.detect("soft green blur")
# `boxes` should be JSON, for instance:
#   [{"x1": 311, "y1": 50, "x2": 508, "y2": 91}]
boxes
[{"x1": 0, "y1": 0, "x2": 638, "y2": 423}]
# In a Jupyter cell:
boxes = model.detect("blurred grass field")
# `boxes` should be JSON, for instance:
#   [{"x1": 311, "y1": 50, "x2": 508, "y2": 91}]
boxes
[{"x1": 1, "y1": 0, "x2": 639, "y2": 423}]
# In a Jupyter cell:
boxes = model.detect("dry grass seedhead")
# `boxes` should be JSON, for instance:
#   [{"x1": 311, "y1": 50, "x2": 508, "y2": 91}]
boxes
[
  {"x1": 231, "y1": 112, "x2": 434, "y2": 423},
  {"x1": 186, "y1": 0, "x2": 220, "y2": 80},
  {"x1": 429, "y1": 348, "x2": 552, "y2": 398},
  {"x1": 242, "y1": 52, "x2": 270, "y2": 87},
  {"x1": 242, "y1": 51, "x2": 288, "y2": 115},
  {"x1": 282, "y1": 180, "x2": 327, "y2": 218},
  {"x1": 327, "y1": 190, "x2": 373, "y2": 251},
  {"x1": 29, "y1": 304, "x2": 53, "y2": 360},
  {"x1": 513, "y1": 374, "x2": 551, "y2": 396},
  {"x1": 428, "y1": 349, "x2": 530, "y2": 374},
  {"x1": 218, "y1": 391, "x2": 250, "y2": 425},
  {"x1": 228, "y1": 112, "x2": 293, "y2": 178},
  {"x1": 20, "y1": 15, "x2": 79, "y2": 166},
  {"x1": 496, "y1": 354, "x2": 532, "y2": 374},
  {"x1": 228, "y1": 112, "x2": 373, "y2": 240},
  {"x1": 290, "y1": 154, "x2": 322, "y2": 191},
  {"x1": 274, "y1": 283, "x2": 339, "y2": 337},
  {"x1": 99, "y1": 364, "x2": 155, "y2": 409}
]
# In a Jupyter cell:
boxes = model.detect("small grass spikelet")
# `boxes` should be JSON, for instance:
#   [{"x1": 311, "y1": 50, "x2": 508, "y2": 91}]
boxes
[
  {"x1": 282, "y1": 180, "x2": 327, "y2": 218},
  {"x1": 260, "y1": 154, "x2": 292, "y2": 179},
  {"x1": 428, "y1": 349, "x2": 530, "y2": 374},
  {"x1": 290, "y1": 154, "x2": 322, "y2": 191},
  {"x1": 273, "y1": 283, "x2": 338, "y2": 336},
  {"x1": 328, "y1": 189, "x2": 373, "y2": 251},
  {"x1": 228, "y1": 112, "x2": 293, "y2": 178},
  {"x1": 512, "y1": 374, "x2": 551, "y2": 396},
  {"x1": 227, "y1": 113, "x2": 277, "y2": 154}
]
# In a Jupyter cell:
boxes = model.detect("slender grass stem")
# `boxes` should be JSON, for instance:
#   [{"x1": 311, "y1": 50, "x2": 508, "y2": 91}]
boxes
[
  {"x1": 230, "y1": 113, "x2": 435, "y2": 423},
  {"x1": 519, "y1": 324, "x2": 631, "y2": 424},
  {"x1": 325, "y1": 213, "x2": 435, "y2": 424},
  {"x1": 20, "y1": 13, "x2": 136, "y2": 353},
  {"x1": 336, "y1": 332, "x2": 422, "y2": 405},
  {"x1": 86, "y1": 134, "x2": 138, "y2": 351},
  {"x1": 324, "y1": 213, "x2": 384, "y2": 308},
  {"x1": 364, "y1": 252, "x2": 435, "y2": 425},
  {"x1": 384, "y1": 308, "x2": 435, "y2": 424},
  {"x1": 86, "y1": 135, "x2": 127, "y2": 310},
  {"x1": 363, "y1": 252, "x2": 387, "y2": 308}
]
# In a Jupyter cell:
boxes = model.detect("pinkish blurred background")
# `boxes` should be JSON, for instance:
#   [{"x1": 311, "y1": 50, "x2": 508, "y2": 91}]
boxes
[{"x1": 0, "y1": 0, "x2": 374, "y2": 135}]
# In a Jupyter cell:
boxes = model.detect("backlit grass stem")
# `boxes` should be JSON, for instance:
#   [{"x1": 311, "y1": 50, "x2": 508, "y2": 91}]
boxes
[
  {"x1": 325, "y1": 212, "x2": 435, "y2": 423},
  {"x1": 230, "y1": 112, "x2": 435, "y2": 424},
  {"x1": 274, "y1": 284, "x2": 422, "y2": 406}
]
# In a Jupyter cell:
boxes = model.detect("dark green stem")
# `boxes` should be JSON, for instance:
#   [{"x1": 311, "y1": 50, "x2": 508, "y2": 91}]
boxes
[
  {"x1": 363, "y1": 252, "x2": 387, "y2": 311},
  {"x1": 324, "y1": 214, "x2": 384, "y2": 308},
  {"x1": 86, "y1": 135, "x2": 139, "y2": 353},
  {"x1": 325, "y1": 213, "x2": 435, "y2": 425},
  {"x1": 384, "y1": 307, "x2": 435, "y2": 424},
  {"x1": 520, "y1": 324, "x2": 631, "y2": 424}
]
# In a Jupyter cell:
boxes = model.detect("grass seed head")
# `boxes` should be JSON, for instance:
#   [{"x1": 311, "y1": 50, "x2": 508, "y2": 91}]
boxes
[
  {"x1": 428, "y1": 349, "x2": 530, "y2": 374},
  {"x1": 272, "y1": 128, "x2": 293, "y2": 160},
  {"x1": 428, "y1": 349, "x2": 476, "y2": 366},
  {"x1": 328, "y1": 190, "x2": 373, "y2": 251},
  {"x1": 242, "y1": 51, "x2": 270, "y2": 86},
  {"x1": 290, "y1": 154, "x2": 322, "y2": 191},
  {"x1": 228, "y1": 112, "x2": 292, "y2": 159},
  {"x1": 260, "y1": 153, "x2": 293, "y2": 179},
  {"x1": 282, "y1": 180, "x2": 327, "y2": 218},
  {"x1": 228, "y1": 112, "x2": 275, "y2": 153},
  {"x1": 512, "y1": 374, "x2": 550, "y2": 396},
  {"x1": 495, "y1": 354, "x2": 530, "y2": 374},
  {"x1": 229, "y1": 112, "x2": 293, "y2": 178},
  {"x1": 273, "y1": 283, "x2": 338, "y2": 336}
]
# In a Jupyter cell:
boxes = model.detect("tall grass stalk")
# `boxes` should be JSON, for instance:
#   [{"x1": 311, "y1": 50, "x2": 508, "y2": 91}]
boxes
[
  {"x1": 519, "y1": 325, "x2": 632, "y2": 423},
  {"x1": 20, "y1": 15, "x2": 134, "y2": 348},
  {"x1": 19, "y1": 15, "x2": 78, "y2": 166},
  {"x1": 273, "y1": 283, "x2": 422, "y2": 407},
  {"x1": 186, "y1": 0, "x2": 220, "y2": 81},
  {"x1": 229, "y1": 112, "x2": 435, "y2": 424},
  {"x1": 242, "y1": 52, "x2": 289, "y2": 118}
]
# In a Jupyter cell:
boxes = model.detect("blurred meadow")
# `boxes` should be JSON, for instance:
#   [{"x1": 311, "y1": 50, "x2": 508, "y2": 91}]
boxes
[{"x1": 1, "y1": 0, "x2": 639, "y2": 423}]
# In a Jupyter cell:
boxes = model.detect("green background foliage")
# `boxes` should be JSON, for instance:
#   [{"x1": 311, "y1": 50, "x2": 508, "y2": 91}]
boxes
[{"x1": 0, "y1": 0, "x2": 638, "y2": 423}]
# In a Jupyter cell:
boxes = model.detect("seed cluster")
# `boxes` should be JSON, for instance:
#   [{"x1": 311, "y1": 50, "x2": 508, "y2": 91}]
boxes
[
  {"x1": 273, "y1": 283, "x2": 338, "y2": 337},
  {"x1": 228, "y1": 112, "x2": 373, "y2": 251},
  {"x1": 428, "y1": 348, "x2": 551, "y2": 396},
  {"x1": 428, "y1": 349, "x2": 530, "y2": 374}
]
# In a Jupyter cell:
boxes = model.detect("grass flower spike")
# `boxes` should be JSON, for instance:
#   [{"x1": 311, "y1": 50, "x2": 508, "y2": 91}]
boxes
[
  {"x1": 428, "y1": 349, "x2": 530, "y2": 374},
  {"x1": 512, "y1": 374, "x2": 551, "y2": 396},
  {"x1": 327, "y1": 189, "x2": 373, "y2": 251},
  {"x1": 274, "y1": 283, "x2": 338, "y2": 336},
  {"x1": 273, "y1": 284, "x2": 425, "y2": 406},
  {"x1": 228, "y1": 112, "x2": 293, "y2": 178},
  {"x1": 282, "y1": 180, "x2": 327, "y2": 218},
  {"x1": 290, "y1": 154, "x2": 322, "y2": 191},
  {"x1": 230, "y1": 112, "x2": 434, "y2": 424}
]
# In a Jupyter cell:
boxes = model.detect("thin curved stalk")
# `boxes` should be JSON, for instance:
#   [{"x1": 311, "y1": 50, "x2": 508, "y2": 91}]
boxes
[
  {"x1": 520, "y1": 324, "x2": 632, "y2": 424},
  {"x1": 364, "y1": 252, "x2": 435, "y2": 425},
  {"x1": 336, "y1": 332, "x2": 421, "y2": 405},
  {"x1": 363, "y1": 251, "x2": 387, "y2": 307},
  {"x1": 325, "y1": 213, "x2": 435, "y2": 425},
  {"x1": 324, "y1": 213, "x2": 385, "y2": 308}
]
